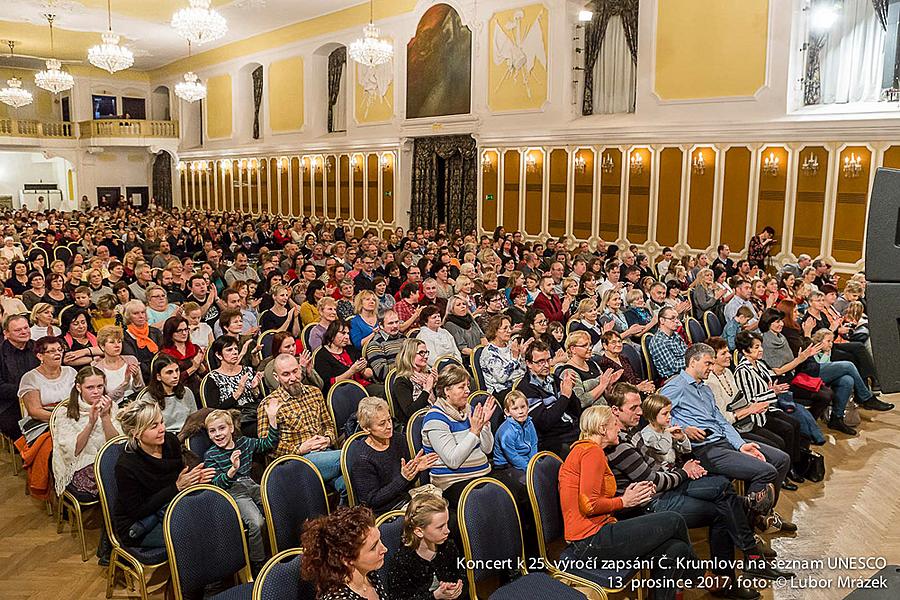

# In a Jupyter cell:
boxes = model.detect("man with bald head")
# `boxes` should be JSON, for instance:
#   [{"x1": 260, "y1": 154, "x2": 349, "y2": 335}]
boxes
[{"x1": 257, "y1": 354, "x2": 344, "y2": 493}]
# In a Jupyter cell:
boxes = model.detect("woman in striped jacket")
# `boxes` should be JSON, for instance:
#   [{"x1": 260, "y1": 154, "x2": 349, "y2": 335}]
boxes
[{"x1": 734, "y1": 331, "x2": 823, "y2": 487}]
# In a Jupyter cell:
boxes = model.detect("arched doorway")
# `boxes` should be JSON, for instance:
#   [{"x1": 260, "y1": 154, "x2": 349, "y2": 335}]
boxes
[{"x1": 152, "y1": 151, "x2": 173, "y2": 209}]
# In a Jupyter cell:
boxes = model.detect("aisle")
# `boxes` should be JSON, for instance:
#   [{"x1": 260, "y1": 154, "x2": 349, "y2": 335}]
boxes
[{"x1": 1, "y1": 398, "x2": 898, "y2": 600}]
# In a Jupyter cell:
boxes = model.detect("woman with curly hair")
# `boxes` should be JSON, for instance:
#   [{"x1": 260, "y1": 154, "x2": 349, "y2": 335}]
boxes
[{"x1": 301, "y1": 506, "x2": 387, "y2": 599}]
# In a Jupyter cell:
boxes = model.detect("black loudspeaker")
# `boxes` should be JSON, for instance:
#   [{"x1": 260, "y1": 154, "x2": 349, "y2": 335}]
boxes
[
  {"x1": 865, "y1": 168, "x2": 900, "y2": 283},
  {"x1": 865, "y1": 168, "x2": 900, "y2": 392},
  {"x1": 843, "y1": 565, "x2": 900, "y2": 599}
]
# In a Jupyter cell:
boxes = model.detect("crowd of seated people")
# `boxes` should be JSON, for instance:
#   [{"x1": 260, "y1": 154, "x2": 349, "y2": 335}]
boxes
[{"x1": 0, "y1": 206, "x2": 893, "y2": 599}]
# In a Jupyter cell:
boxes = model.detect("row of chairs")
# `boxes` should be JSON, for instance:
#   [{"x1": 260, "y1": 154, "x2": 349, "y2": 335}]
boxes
[
  {"x1": 638, "y1": 310, "x2": 722, "y2": 382},
  {"x1": 253, "y1": 451, "x2": 641, "y2": 600}
]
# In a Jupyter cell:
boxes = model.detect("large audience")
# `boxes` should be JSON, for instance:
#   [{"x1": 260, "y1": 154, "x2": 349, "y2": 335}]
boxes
[{"x1": 1, "y1": 207, "x2": 890, "y2": 600}]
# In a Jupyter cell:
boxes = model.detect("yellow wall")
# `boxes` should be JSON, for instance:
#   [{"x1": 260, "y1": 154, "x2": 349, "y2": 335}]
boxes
[
  {"x1": 355, "y1": 58, "x2": 394, "y2": 124},
  {"x1": 0, "y1": 68, "x2": 56, "y2": 120},
  {"x1": 655, "y1": 0, "x2": 769, "y2": 100},
  {"x1": 268, "y1": 57, "x2": 304, "y2": 132},
  {"x1": 206, "y1": 74, "x2": 233, "y2": 139},
  {"x1": 488, "y1": 4, "x2": 548, "y2": 112}
]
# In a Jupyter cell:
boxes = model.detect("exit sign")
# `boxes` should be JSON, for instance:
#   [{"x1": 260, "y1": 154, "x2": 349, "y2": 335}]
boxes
[{"x1": 485, "y1": 194, "x2": 494, "y2": 201}]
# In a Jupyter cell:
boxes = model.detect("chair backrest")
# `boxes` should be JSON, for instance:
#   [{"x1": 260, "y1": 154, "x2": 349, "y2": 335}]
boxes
[
  {"x1": 407, "y1": 327, "x2": 420, "y2": 338},
  {"x1": 187, "y1": 429, "x2": 213, "y2": 458},
  {"x1": 340, "y1": 431, "x2": 369, "y2": 507},
  {"x1": 327, "y1": 380, "x2": 368, "y2": 436},
  {"x1": 258, "y1": 329, "x2": 278, "y2": 360},
  {"x1": 406, "y1": 407, "x2": 428, "y2": 459},
  {"x1": 435, "y1": 354, "x2": 463, "y2": 374},
  {"x1": 458, "y1": 478, "x2": 527, "y2": 591},
  {"x1": 704, "y1": 310, "x2": 723, "y2": 338},
  {"x1": 206, "y1": 345, "x2": 222, "y2": 371},
  {"x1": 54, "y1": 245, "x2": 73, "y2": 265},
  {"x1": 525, "y1": 452, "x2": 565, "y2": 562},
  {"x1": 375, "y1": 511, "x2": 405, "y2": 590},
  {"x1": 640, "y1": 332, "x2": 658, "y2": 381},
  {"x1": 94, "y1": 437, "x2": 133, "y2": 552},
  {"x1": 164, "y1": 485, "x2": 251, "y2": 599},
  {"x1": 253, "y1": 548, "x2": 316, "y2": 600},
  {"x1": 198, "y1": 373, "x2": 220, "y2": 409},
  {"x1": 300, "y1": 323, "x2": 315, "y2": 352},
  {"x1": 261, "y1": 455, "x2": 330, "y2": 554},
  {"x1": 686, "y1": 317, "x2": 707, "y2": 344},
  {"x1": 469, "y1": 345, "x2": 487, "y2": 390},
  {"x1": 619, "y1": 343, "x2": 646, "y2": 381},
  {"x1": 383, "y1": 368, "x2": 397, "y2": 418},
  {"x1": 469, "y1": 390, "x2": 503, "y2": 434}
]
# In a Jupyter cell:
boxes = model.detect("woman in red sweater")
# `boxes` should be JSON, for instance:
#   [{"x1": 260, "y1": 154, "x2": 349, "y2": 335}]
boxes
[{"x1": 558, "y1": 405, "x2": 701, "y2": 600}]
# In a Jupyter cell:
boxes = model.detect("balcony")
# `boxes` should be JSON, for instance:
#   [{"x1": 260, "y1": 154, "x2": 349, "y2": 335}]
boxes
[
  {"x1": 0, "y1": 118, "x2": 75, "y2": 138},
  {"x1": 0, "y1": 118, "x2": 178, "y2": 142},
  {"x1": 78, "y1": 119, "x2": 178, "y2": 139}
]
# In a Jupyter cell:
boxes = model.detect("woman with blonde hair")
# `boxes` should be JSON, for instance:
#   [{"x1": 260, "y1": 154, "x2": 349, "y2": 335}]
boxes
[
  {"x1": 454, "y1": 274, "x2": 478, "y2": 314},
  {"x1": 349, "y1": 289, "x2": 380, "y2": 349},
  {"x1": 386, "y1": 493, "x2": 465, "y2": 599},
  {"x1": 93, "y1": 325, "x2": 144, "y2": 404},
  {"x1": 599, "y1": 289, "x2": 644, "y2": 339},
  {"x1": 113, "y1": 399, "x2": 214, "y2": 549},
  {"x1": 443, "y1": 294, "x2": 486, "y2": 358},
  {"x1": 690, "y1": 267, "x2": 725, "y2": 320},
  {"x1": 260, "y1": 283, "x2": 300, "y2": 335},
  {"x1": 557, "y1": 330, "x2": 622, "y2": 408},
  {"x1": 569, "y1": 298, "x2": 608, "y2": 355},
  {"x1": 558, "y1": 405, "x2": 700, "y2": 600},
  {"x1": 393, "y1": 338, "x2": 437, "y2": 423},
  {"x1": 29, "y1": 302, "x2": 60, "y2": 340},
  {"x1": 121, "y1": 299, "x2": 162, "y2": 383},
  {"x1": 308, "y1": 295, "x2": 338, "y2": 351}
]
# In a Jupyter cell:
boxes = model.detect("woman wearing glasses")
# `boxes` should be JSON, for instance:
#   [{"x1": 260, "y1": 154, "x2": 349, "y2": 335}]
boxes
[
  {"x1": 392, "y1": 338, "x2": 437, "y2": 424},
  {"x1": 557, "y1": 331, "x2": 623, "y2": 409}
]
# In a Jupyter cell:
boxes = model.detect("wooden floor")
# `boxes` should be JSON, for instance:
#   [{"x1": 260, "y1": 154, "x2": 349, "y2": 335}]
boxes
[{"x1": 2, "y1": 399, "x2": 899, "y2": 600}]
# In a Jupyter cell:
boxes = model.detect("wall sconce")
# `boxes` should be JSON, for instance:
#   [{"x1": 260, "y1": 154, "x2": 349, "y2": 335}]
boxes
[
  {"x1": 481, "y1": 153, "x2": 494, "y2": 172},
  {"x1": 526, "y1": 152, "x2": 539, "y2": 173},
  {"x1": 177, "y1": 161, "x2": 186, "y2": 172},
  {"x1": 221, "y1": 161, "x2": 232, "y2": 174},
  {"x1": 381, "y1": 154, "x2": 391, "y2": 170},
  {"x1": 801, "y1": 153, "x2": 819, "y2": 176},
  {"x1": 629, "y1": 152, "x2": 643, "y2": 175},
  {"x1": 276, "y1": 157, "x2": 287, "y2": 172},
  {"x1": 326, "y1": 157, "x2": 335, "y2": 174},
  {"x1": 601, "y1": 152, "x2": 614, "y2": 174},
  {"x1": 249, "y1": 158, "x2": 259, "y2": 171},
  {"x1": 351, "y1": 156, "x2": 362, "y2": 173},
  {"x1": 312, "y1": 157, "x2": 322, "y2": 173},
  {"x1": 574, "y1": 153, "x2": 586, "y2": 174},
  {"x1": 762, "y1": 152, "x2": 779, "y2": 177},
  {"x1": 843, "y1": 152, "x2": 862, "y2": 178},
  {"x1": 692, "y1": 152, "x2": 705, "y2": 175}
]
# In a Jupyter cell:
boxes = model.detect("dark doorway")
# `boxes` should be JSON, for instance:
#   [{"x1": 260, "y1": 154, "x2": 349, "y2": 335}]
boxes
[
  {"x1": 122, "y1": 97, "x2": 146, "y2": 120},
  {"x1": 97, "y1": 186, "x2": 120, "y2": 209},
  {"x1": 410, "y1": 134, "x2": 477, "y2": 233},
  {"x1": 92, "y1": 95, "x2": 117, "y2": 119},
  {"x1": 125, "y1": 186, "x2": 149, "y2": 210},
  {"x1": 61, "y1": 96, "x2": 70, "y2": 122}
]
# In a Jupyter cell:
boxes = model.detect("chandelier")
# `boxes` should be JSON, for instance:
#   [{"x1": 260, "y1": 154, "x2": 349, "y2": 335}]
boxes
[
  {"x1": 349, "y1": 0, "x2": 393, "y2": 67},
  {"x1": 0, "y1": 77, "x2": 33, "y2": 108},
  {"x1": 175, "y1": 42, "x2": 206, "y2": 103},
  {"x1": 88, "y1": 0, "x2": 134, "y2": 73},
  {"x1": 176, "y1": 71, "x2": 206, "y2": 103},
  {"x1": 171, "y1": 0, "x2": 228, "y2": 46},
  {"x1": 35, "y1": 15, "x2": 74, "y2": 94}
]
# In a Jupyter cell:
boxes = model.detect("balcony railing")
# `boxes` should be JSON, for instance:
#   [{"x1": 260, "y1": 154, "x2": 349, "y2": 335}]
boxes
[
  {"x1": 78, "y1": 119, "x2": 179, "y2": 139},
  {"x1": 0, "y1": 118, "x2": 75, "y2": 138}
]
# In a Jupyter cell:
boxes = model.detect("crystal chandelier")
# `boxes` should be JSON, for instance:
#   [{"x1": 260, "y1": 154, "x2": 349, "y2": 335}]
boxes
[
  {"x1": 88, "y1": 0, "x2": 134, "y2": 73},
  {"x1": 349, "y1": 0, "x2": 393, "y2": 67},
  {"x1": 176, "y1": 72, "x2": 206, "y2": 103},
  {"x1": 35, "y1": 15, "x2": 74, "y2": 94},
  {"x1": 0, "y1": 77, "x2": 33, "y2": 108},
  {"x1": 175, "y1": 42, "x2": 206, "y2": 103},
  {"x1": 171, "y1": 0, "x2": 228, "y2": 46}
]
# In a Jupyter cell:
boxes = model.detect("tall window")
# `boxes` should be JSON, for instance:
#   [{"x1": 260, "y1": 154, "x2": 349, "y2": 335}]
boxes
[
  {"x1": 327, "y1": 47, "x2": 347, "y2": 133},
  {"x1": 581, "y1": 0, "x2": 639, "y2": 115},
  {"x1": 803, "y1": 0, "x2": 892, "y2": 106}
]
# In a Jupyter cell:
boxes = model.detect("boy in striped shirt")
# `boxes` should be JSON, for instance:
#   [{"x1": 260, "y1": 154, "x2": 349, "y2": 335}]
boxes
[{"x1": 204, "y1": 398, "x2": 280, "y2": 571}]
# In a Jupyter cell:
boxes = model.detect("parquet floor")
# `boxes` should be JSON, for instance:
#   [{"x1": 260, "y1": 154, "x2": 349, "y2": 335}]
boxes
[{"x1": 1, "y1": 398, "x2": 899, "y2": 600}]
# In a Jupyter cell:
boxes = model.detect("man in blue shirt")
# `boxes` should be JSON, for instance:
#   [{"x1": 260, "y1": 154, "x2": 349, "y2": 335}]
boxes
[{"x1": 661, "y1": 343, "x2": 793, "y2": 531}]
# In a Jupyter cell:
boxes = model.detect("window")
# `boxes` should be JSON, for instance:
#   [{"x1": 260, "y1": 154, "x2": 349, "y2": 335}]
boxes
[
  {"x1": 802, "y1": 0, "x2": 892, "y2": 106},
  {"x1": 580, "y1": 0, "x2": 639, "y2": 115},
  {"x1": 327, "y1": 46, "x2": 347, "y2": 133},
  {"x1": 92, "y1": 95, "x2": 117, "y2": 119},
  {"x1": 122, "y1": 97, "x2": 146, "y2": 120}
]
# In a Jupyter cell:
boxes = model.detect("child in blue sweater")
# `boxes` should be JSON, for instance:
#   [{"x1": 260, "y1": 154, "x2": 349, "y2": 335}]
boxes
[
  {"x1": 204, "y1": 398, "x2": 280, "y2": 571},
  {"x1": 723, "y1": 306, "x2": 753, "y2": 351},
  {"x1": 494, "y1": 390, "x2": 538, "y2": 485}
]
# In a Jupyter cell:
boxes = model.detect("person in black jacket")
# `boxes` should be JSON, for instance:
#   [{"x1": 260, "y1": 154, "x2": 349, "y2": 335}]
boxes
[
  {"x1": 514, "y1": 340, "x2": 579, "y2": 458},
  {"x1": 352, "y1": 397, "x2": 436, "y2": 515},
  {"x1": 113, "y1": 399, "x2": 214, "y2": 549},
  {"x1": 391, "y1": 338, "x2": 436, "y2": 424},
  {"x1": 0, "y1": 314, "x2": 39, "y2": 439},
  {"x1": 386, "y1": 493, "x2": 465, "y2": 600}
]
